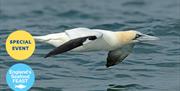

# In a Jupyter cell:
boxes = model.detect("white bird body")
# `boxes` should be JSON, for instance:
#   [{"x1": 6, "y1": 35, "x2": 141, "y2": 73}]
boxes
[
  {"x1": 34, "y1": 27, "x2": 159, "y2": 67},
  {"x1": 73, "y1": 30, "x2": 120, "y2": 52},
  {"x1": 34, "y1": 28, "x2": 121, "y2": 52}
]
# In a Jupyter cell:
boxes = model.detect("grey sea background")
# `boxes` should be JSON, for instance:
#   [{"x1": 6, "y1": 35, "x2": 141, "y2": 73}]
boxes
[{"x1": 0, "y1": 0, "x2": 180, "y2": 91}]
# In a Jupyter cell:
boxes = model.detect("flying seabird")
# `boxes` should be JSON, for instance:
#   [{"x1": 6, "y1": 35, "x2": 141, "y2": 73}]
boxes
[{"x1": 34, "y1": 27, "x2": 159, "y2": 67}]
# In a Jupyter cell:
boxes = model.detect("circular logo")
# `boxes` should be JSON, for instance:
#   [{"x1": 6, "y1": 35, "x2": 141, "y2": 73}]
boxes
[
  {"x1": 6, "y1": 30, "x2": 35, "y2": 60},
  {"x1": 6, "y1": 63, "x2": 35, "y2": 91}
]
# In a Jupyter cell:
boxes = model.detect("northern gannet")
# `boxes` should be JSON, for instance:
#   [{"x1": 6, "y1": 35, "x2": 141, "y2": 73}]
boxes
[{"x1": 34, "y1": 28, "x2": 159, "y2": 67}]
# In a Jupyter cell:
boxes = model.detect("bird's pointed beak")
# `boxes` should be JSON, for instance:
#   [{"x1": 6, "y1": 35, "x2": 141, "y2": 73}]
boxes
[{"x1": 137, "y1": 34, "x2": 159, "y2": 42}]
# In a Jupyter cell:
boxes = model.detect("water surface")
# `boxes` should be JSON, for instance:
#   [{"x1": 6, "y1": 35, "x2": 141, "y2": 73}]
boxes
[{"x1": 0, "y1": 0, "x2": 180, "y2": 91}]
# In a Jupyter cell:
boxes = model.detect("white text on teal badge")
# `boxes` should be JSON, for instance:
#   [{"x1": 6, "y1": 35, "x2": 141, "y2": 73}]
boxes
[{"x1": 6, "y1": 63, "x2": 35, "y2": 91}]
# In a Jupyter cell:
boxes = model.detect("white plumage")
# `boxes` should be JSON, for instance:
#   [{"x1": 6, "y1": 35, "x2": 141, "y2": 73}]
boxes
[
  {"x1": 34, "y1": 28, "x2": 121, "y2": 51},
  {"x1": 34, "y1": 27, "x2": 159, "y2": 67}
]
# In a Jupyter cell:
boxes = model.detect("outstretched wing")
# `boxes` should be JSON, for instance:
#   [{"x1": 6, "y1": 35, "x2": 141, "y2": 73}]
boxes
[
  {"x1": 45, "y1": 28, "x2": 103, "y2": 58},
  {"x1": 65, "y1": 27, "x2": 102, "y2": 39},
  {"x1": 106, "y1": 44, "x2": 134, "y2": 68}
]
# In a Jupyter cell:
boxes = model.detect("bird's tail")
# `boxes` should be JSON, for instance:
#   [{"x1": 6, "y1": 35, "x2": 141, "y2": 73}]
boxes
[
  {"x1": 33, "y1": 33, "x2": 70, "y2": 47},
  {"x1": 33, "y1": 36, "x2": 49, "y2": 42}
]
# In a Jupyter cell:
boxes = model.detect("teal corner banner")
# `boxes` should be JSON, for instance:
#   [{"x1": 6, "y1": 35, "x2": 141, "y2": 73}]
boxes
[{"x1": 6, "y1": 63, "x2": 35, "y2": 91}]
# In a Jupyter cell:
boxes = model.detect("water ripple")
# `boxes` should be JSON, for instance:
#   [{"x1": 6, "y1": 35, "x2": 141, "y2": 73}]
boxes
[
  {"x1": 147, "y1": 62, "x2": 180, "y2": 67},
  {"x1": 56, "y1": 10, "x2": 99, "y2": 19},
  {"x1": 122, "y1": 1, "x2": 146, "y2": 6},
  {"x1": 92, "y1": 23, "x2": 126, "y2": 30},
  {"x1": 108, "y1": 84, "x2": 151, "y2": 91},
  {"x1": 31, "y1": 87, "x2": 62, "y2": 91}
]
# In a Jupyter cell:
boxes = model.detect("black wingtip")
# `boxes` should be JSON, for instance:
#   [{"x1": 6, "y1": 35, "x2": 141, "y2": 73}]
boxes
[
  {"x1": 106, "y1": 64, "x2": 111, "y2": 68},
  {"x1": 44, "y1": 53, "x2": 51, "y2": 58}
]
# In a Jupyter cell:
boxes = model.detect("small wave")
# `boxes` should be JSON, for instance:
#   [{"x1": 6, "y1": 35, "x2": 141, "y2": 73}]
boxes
[
  {"x1": 31, "y1": 10, "x2": 44, "y2": 15},
  {"x1": 167, "y1": 48, "x2": 180, "y2": 55},
  {"x1": 36, "y1": 44, "x2": 54, "y2": 50},
  {"x1": 0, "y1": 14, "x2": 16, "y2": 20},
  {"x1": 0, "y1": 29, "x2": 13, "y2": 36},
  {"x1": 147, "y1": 62, "x2": 180, "y2": 67},
  {"x1": 153, "y1": 20, "x2": 180, "y2": 36},
  {"x1": 108, "y1": 84, "x2": 150, "y2": 91},
  {"x1": 138, "y1": 73, "x2": 154, "y2": 77},
  {"x1": 36, "y1": 75, "x2": 58, "y2": 80},
  {"x1": 53, "y1": 25, "x2": 74, "y2": 30},
  {"x1": 0, "y1": 83, "x2": 10, "y2": 90},
  {"x1": 134, "y1": 46, "x2": 160, "y2": 54},
  {"x1": 122, "y1": 1, "x2": 146, "y2": 6},
  {"x1": 122, "y1": 11, "x2": 148, "y2": 17},
  {"x1": 92, "y1": 23, "x2": 126, "y2": 30},
  {"x1": 27, "y1": 63, "x2": 62, "y2": 68},
  {"x1": 56, "y1": 10, "x2": 98, "y2": 19},
  {"x1": 31, "y1": 87, "x2": 62, "y2": 91},
  {"x1": 78, "y1": 75, "x2": 106, "y2": 80},
  {"x1": 127, "y1": 60, "x2": 148, "y2": 65},
  {"x1": 130, "y1": 68, "x2": 156, "y2": 72},
  {"x1": 114, "y1": 74, "x2": 132, "y2": 78},
  {"x1": 0, "y1": 88, "x2": 11, "y2": 91}
]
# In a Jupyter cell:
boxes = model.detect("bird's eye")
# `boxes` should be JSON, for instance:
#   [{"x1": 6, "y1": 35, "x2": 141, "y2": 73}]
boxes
[{"x1": 133, "y1": 34, "x2": 142, "y2": 40}]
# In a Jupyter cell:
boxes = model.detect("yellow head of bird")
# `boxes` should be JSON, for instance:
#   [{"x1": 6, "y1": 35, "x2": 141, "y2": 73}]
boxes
[{"x1": 115, "y1": 30, "x2": 159, "y2": 45}]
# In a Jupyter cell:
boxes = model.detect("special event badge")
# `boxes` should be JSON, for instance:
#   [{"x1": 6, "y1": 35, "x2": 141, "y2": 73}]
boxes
[{"x1": 6, "y1": 30, "x2": 35, "y2": 60}]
